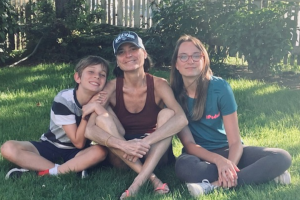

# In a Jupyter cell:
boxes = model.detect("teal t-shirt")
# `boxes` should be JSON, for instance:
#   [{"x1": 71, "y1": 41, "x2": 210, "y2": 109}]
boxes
[{"x1": 187, "y1": 76, "x2": 237, "y2": 151}]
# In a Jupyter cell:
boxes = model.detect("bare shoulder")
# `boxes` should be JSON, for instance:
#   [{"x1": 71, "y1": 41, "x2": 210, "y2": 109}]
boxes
[
  {"x1": 153, "y1": 76, "x2": 169, "y2": 88},
  {"x1": 153, "y1": 75, "x2": 173, "y2": 102}
]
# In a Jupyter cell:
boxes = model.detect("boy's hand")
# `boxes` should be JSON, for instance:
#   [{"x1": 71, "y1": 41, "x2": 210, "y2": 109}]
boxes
[
  {"x1": 89, "y1": 91, "x2": 107, "y2": 104},
  {"x1": 82, "y1": 102, "x2": 101, "y2": 120}
]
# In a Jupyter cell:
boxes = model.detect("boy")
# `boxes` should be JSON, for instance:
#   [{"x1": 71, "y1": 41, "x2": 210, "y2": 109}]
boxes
[{"x1": 1, "y1": 55, "x2": 109, "y2": 179}]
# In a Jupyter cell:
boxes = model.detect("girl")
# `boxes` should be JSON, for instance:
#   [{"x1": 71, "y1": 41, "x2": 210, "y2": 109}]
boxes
[{"x1": 170, "y1": 35, "x2": 292, "y2": 197}]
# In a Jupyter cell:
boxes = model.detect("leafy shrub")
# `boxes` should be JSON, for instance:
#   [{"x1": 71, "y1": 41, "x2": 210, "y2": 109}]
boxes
[
  {"x1": 147, "y1": 0, "x2": 294, "y2": 75},
  {"x1": 146, "y1": 0, "x2": 239, "y2": 67},
  {"x1": 217, "y1": 2, "x2": 294, "y2": 75},
  {"x1": 0, "y1": 0, "x2": 19, "y2": 64},
  {"x1": 21, "y1": 0, "x2": 105, "y2": 63}
]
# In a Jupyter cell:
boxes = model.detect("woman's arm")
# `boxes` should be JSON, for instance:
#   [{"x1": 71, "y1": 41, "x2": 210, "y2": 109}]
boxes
[
  {"x1": 142, "y1": 78, "x2": 188, "y2": 145},
  {"x1": 100, "y1": 79, "x2": 117, "y2": 108}
]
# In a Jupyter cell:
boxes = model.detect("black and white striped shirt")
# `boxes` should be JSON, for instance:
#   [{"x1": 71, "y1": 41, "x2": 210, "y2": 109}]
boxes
[{"x1": 40, "y1": 89, "x2": 84, "y2": 149}]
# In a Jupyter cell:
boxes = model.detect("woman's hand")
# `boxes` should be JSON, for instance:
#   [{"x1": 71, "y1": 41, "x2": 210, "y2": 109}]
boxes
[
  {"x1": 215, "y1": 157, "x2": 240, "y2": 188},
  {"x1": 121, "y1": 139, "x2": 150, "y2": 162}
]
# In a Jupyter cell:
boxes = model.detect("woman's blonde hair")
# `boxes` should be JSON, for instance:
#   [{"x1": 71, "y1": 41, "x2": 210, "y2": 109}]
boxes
[{"x1": 170, "y1": 35, "x2": 212, "y2": 121}]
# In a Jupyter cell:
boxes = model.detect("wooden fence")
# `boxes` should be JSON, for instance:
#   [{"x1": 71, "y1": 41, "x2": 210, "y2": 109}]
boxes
[
  {"x1": 10, "y1": 0, "x2": 158, "y2": 28},
  {"x1": 8, "y1": 0, "x2": 300, "y2": 65}
]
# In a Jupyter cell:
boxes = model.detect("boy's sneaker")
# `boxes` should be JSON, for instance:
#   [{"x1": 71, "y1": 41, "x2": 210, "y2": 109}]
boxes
[
  {"x1": 274, "y1": 171, "x2": 291, "y2": 185},
  {"x1": 186, "y1": 179, "x2": 217, "y2": 197},
  {"x1": 5, "y1": 168, "x2": 29, "y2": 180},
  {"x1": 81, "y1": 170, "x2": 88, "y2": 179}
]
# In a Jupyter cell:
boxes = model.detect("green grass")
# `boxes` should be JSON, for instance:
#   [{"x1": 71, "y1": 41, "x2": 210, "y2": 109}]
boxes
[{"x1": 0, "y1": 63, "x2": 300, "y2": 200}]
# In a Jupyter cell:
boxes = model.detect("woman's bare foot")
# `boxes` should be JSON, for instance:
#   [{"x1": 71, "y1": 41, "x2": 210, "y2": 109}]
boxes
[
  {"x1": 119, "y1": 179, "x2": 143, "y2": 199},
  {"x1": 120, "y1": 190, "x2": 131, "y2": 200},
  {"x1": 150, "y1": 175, "x2": 170, "y2": 194}
]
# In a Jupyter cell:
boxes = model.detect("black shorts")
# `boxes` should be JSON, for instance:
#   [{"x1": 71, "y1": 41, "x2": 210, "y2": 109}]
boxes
[
  {"x1": 30, "y1": 140, "x2": 90, "y2": 163},
  {"x1": 124, "y1": 133, "x2": 175, "y2": 165},
  {"x1": 124, "y1": 133, "x2": 150, "y2": 140}
]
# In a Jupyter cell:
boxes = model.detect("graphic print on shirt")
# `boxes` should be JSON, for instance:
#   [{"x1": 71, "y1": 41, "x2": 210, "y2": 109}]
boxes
[{"x1": 206, "y1": 112, "x2": 220, "y2": 120}]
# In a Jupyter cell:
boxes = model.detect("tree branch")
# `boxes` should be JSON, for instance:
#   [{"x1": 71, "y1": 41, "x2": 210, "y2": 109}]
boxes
[{"x1": 8, "y1": 36, "x2": 43, "y2": 68}]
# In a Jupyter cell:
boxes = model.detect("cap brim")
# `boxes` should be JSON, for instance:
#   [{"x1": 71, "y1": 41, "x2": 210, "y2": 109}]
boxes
[{"x1": 114, "y1": 41, "x2": 142, "y2": 54}]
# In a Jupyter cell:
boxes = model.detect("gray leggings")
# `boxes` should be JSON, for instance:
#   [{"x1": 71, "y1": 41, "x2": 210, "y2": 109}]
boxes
[{"x1": 175, "y1": 146, "x2": 292, "y2": 185}]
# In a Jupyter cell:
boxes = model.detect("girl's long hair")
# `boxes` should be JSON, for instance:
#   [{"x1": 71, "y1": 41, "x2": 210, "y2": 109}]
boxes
[{"x1": 170, "y1": 35, "x2": 212, "y2": 121}]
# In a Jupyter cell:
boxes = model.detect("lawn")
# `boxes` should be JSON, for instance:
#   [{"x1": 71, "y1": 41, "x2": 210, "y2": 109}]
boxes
[{"x1": 0, "y1": 63, "x2": 299, "y2": 200}]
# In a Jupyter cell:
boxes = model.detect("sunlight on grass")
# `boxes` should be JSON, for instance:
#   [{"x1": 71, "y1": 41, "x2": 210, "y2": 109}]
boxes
[
  {"x1": 225, "y1": 56, "x2": 248, "y2": 67},
  {"x1": 0, "y1": 63, "x2": 300, "y2": 200}
]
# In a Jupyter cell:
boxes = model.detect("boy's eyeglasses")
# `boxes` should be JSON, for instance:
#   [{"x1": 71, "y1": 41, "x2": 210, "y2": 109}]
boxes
[{"x1": 178, "y1": 53, "x2": 202, "y2": 62}]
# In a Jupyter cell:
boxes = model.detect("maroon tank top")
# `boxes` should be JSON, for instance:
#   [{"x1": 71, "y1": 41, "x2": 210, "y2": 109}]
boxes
[{"x1": 113, "y1": 73, "x2": 161, "y2": 135}]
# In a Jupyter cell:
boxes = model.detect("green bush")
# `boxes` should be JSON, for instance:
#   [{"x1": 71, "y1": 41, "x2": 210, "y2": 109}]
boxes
[
  {"x1": 21, "y1": 0, "x2": 106, "y2": 63},
  {"x1": 147, "y1": 0, "x2": 212, "y2": 67},
  {"x1": 17, "y1": 0, "x2": 146, "y2": 64},
  {"x1": 0, "y1": 0, "x2": 19, "y2": 64},
  {"x1": 217, "y1": 2, "x2": 294, "y2": 75},
  {"x1": 146, "y1": 0, "x2": 242, "y2": 67},
  {"x1": 147, "y1": 0, "x2": 294, "y2": 75}
]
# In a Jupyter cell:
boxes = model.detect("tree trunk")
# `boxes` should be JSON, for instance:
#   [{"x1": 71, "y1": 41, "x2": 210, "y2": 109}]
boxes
[{"x1": 55, "y1": 0, "x2": 70, "y2": 19}]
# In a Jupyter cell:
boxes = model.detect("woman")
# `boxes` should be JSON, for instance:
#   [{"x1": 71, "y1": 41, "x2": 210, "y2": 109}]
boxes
[
  {"x1": 170, "y1": 35, "x2": 292, "y2": 197},
  {"x1": 85, "y1": 31, "x2": 187, "y2": 199}
]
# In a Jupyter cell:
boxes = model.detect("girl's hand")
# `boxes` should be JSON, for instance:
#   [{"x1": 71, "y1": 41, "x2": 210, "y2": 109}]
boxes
[{"x1": 215, "y1": 157, "x2": 240, "y2": 188}]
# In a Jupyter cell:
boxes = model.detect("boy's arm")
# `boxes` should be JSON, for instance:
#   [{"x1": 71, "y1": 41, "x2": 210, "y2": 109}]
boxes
[
  {"x1": 63, "y1": 102, "x2": 104, "y2": 149},
  {"x1": 62, "y1": 120, "x2": 88, "y2": 149}
]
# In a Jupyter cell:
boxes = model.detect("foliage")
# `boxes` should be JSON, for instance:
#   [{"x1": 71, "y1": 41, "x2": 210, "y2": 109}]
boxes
[
  {"x1": 147, "y1": 0, "x2": 243, "y2": 67},
  {"x1": 217, "y1": 1, "x2": 294, "y2": 75},
  {"x1": 21, "y1": 0, "x2": 105, "y2": 63},
  {"x1": 147, "y1": 0, "x2": 294, "y2": 75},
  {"x1": 0, "y1": 0, "x2": 19, "y2": 64}
]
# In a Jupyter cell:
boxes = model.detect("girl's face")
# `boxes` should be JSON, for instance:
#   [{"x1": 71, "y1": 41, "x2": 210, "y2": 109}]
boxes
[
  {"x1": 115, "y1": 43, "x2": 147, "y2": 72},
  {"x1": 176, "y1": 41, "x2": 204, "y2": 78},
  {"x1": 75, "y1": 64, "x2": 107, "y2": 93}
]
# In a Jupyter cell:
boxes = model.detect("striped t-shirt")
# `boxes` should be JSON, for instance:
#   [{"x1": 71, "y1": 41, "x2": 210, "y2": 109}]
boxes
[{"x1": 40, "y1": 88, "x2": 86, "y2": 149}]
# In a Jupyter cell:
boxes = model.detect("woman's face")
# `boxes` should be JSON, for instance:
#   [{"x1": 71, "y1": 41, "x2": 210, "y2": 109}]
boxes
[
  {"x1": 116, "y1": 43, "x2": 147, "y2": 72},
  {"x1": 176, "y1": 41, "x2": 204, "y2": 78}
]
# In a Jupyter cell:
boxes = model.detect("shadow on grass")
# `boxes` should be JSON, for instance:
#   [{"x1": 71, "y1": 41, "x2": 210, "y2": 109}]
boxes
[{"x1": 1, "y1": 63, "x2": 300, "y2": 199}]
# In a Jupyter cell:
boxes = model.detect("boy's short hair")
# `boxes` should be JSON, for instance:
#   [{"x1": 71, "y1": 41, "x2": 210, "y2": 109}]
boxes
[{"x1": 75, "y1": 55, "x2": 110, "y2": 78}]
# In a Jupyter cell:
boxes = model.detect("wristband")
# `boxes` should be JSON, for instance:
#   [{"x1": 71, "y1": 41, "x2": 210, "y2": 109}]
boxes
[{"x1": 105, "y1": 135, "x2": 113, "y2": 147}]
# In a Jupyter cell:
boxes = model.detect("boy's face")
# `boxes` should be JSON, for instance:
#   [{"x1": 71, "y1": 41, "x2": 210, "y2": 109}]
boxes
[{"x1": 75, "y1": 64, "x2": 107, "y2": 93}]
